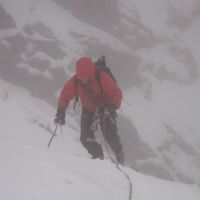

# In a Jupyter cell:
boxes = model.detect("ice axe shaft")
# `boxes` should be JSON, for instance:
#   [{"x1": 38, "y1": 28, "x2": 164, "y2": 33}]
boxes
[{"x1": 47, "y1": 124, "x2": 59, "y2": 148}]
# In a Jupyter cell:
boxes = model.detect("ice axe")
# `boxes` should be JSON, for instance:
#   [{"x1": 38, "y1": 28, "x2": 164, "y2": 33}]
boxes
[{"x1": 47, "y1": 124, "x2": 59, "y2": 148}]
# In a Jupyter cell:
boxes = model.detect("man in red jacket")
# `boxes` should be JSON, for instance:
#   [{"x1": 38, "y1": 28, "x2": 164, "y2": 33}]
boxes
[{"x1": 54, "y1": 57, "x2": 125, "y2": 164}]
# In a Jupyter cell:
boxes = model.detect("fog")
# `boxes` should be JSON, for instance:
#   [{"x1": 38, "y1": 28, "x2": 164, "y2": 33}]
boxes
[{"x1": 0, "y1": 0, "x2": 200, "y2": 185}]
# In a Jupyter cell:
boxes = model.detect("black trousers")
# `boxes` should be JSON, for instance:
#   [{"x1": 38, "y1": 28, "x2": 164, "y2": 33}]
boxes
[{"x1": 80, "y1": 107, "x2": 123, "y2": 158}]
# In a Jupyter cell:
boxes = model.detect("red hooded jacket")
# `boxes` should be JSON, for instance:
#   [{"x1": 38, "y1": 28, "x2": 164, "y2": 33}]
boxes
[{"x1": 58, "y1": 57, "x2": 122, "y2": 112}]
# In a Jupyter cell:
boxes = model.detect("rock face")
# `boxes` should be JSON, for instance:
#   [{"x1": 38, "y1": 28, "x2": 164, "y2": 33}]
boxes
[
  {"x1": 0, "y1": 4, "x2": 16, "y2": 29},
  {"x1": 54, "y1": 0, "x2": 120, "y2": 30}
]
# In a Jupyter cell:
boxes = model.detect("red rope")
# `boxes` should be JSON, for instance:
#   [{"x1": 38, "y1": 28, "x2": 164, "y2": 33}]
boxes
[{"x1": 101, "y1": 116, "x2": 133, "y2": 200}]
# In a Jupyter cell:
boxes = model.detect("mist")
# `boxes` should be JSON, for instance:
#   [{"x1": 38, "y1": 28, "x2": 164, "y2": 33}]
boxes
[{"x1": 0, "y1": 0, "x2": 200, "y2": 186}]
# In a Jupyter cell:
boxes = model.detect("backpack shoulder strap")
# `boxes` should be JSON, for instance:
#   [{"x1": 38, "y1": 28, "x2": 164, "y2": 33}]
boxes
[
  {"x1": 95, "y1": 68, "x2": 104, "y2": 94},
  {"x1": 73, "y1": 76, "x2": 80, "y2": 110}
]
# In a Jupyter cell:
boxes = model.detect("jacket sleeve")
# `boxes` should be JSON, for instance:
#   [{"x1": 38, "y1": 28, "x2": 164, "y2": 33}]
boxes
[
  {"x1": 57, "y1": 76, "x2": 76, "y2": 109},
  {"x1": 100, "y1": 72, "x2": 122, "y2": 109}
]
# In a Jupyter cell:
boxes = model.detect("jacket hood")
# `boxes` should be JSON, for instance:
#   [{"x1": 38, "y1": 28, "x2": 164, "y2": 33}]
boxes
[{"x1": 76, "y1": 57, "x2": 95, "y2": 81}]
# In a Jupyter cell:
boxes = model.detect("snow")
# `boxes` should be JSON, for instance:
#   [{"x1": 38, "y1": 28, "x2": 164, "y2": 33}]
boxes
[
  {"x1": 122, "y1": 76, "x2": 200, "y2": 149},
  {"x1": 0, "y1": 0, "x2": 200, "y2": 199},
  {"x1": 1, "y1": 0, "x2": 133, "y2": 64},
  {"x1": 0, "y1": 79, "x2": 199, "y2": 200}
]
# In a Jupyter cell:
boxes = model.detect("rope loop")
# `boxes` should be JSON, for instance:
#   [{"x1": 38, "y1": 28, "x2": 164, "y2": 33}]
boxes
[{"x1": 100, "y1": 112, "x2": 133, "y2": 200}]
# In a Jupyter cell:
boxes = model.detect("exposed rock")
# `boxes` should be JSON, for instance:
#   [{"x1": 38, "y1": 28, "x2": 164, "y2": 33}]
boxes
[{"x1": 0, "y1": 4, "x2": 16, "y2": 29}]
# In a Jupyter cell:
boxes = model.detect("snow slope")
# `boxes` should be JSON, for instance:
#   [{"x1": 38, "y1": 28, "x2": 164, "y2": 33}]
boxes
[{"x1": 0, "y1": 78, "x2": 200, "y2": 200}]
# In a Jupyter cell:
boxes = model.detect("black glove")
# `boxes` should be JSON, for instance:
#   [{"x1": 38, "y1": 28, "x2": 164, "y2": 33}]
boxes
[
  {"x1": 106, "y1": 104, "x2": 117, "y2": 117},
  {"x1": 54, "y1": 107, "x2": 65, "y2": 125}
]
